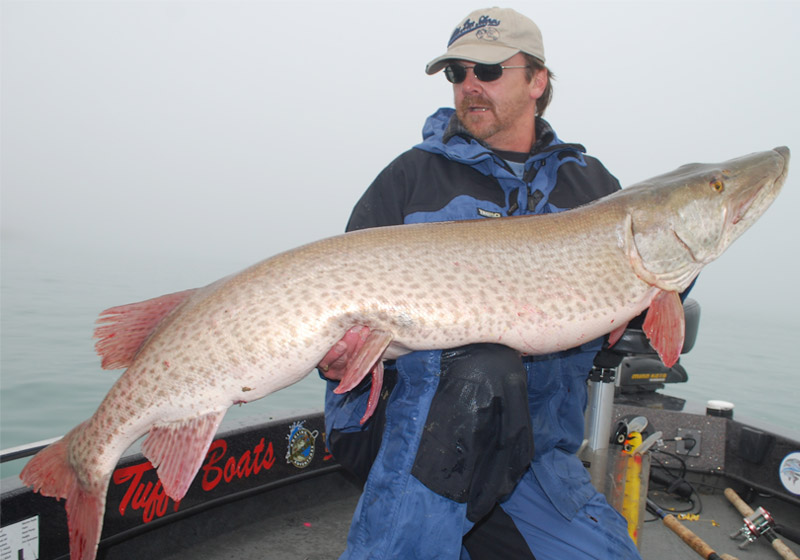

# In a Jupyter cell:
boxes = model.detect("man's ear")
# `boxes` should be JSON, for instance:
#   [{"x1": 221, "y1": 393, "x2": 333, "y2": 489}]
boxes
[{"x1": 530, "y1": 68, "x2": 548, "y2": 100}]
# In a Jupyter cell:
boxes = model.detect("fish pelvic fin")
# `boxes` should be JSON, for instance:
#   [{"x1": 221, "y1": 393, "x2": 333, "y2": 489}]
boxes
[
  {"x1": 361, "y1": 361, "x2": 385, "y2": 425},
  {"x1": 607, "y1": 322, "x2": 630, "y2": 348},
  {"x1": 330, "y1": 329, "x2": 393, "y2": 424},
  {"x1": 333, "y1": 329, "x2": 394, "y2": 395},
  {"x1": 20, "y1": 422, "x2": 107, "y2": 560},
  {"x1": 94, "y1": 288, "x2": 198, "y2": 370},
  {"x1": 643, "y1": 290, "x2": 685, "y2": 368},
  {"x1": 142, "y1": 410, "x2": 226, "y2": 501}
]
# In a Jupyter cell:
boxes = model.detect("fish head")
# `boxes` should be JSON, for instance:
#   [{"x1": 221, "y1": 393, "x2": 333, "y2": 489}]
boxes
[{"x1": 626, "y1": 146, "x2": 789, "y2": 291}]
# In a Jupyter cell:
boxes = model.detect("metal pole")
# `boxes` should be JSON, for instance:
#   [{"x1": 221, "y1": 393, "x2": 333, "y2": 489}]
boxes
[{"x1": 584, "y1": 367, "x2": 616, "y2": 492}]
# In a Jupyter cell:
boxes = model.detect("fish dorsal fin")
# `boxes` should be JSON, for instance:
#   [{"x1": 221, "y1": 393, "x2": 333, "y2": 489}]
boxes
[
  {"x1": 642, "y1": 290, "x2": 685, "y2": 368},
  {"x1": 94, "y1": 289, "x2": 198, "y2": 370},
  {"x1": 333, "y1": 329, "x2": 394, "y2": 395},
  {"x1": 142, "y1": 410, "x2": 226, "y2": 501}
]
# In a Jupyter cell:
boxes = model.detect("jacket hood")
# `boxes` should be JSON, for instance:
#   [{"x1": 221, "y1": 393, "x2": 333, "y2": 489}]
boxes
[{"x1": 416, "y1": 108, "x2": 586, "y2": 168}]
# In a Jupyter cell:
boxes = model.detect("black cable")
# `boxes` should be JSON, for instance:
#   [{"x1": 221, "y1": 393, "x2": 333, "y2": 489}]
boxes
[{"x1": 647, "y1": 447, "x2": 703, "y2": 515}]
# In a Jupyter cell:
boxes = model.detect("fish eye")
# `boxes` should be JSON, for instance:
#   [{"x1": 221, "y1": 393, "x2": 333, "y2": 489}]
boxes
[{"x1": 710, "y1": 179, "x2": 724, "y2": 193}]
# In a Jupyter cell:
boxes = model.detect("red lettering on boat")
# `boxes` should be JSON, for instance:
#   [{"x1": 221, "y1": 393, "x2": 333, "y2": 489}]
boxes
[{"x1": 111, "y1": 436, "x2": 276, "y2": 524}]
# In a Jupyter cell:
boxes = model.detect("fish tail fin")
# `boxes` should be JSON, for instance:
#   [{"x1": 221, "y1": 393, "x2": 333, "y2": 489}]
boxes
[
  {"x1": 20, "y1": 424, "x2": 107, "y2": 560},
  {"x1": 64, "y1": 482, "x2": 106, "y2": 560}
]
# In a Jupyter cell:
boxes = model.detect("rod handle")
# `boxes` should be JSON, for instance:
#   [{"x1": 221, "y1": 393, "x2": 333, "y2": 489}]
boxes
[
  {"x1": 662, "y1": 514, "x2": 739, "y2": 560},
  {"x1": 723, "y1": 487, "x2": 753, "y2": 516}
]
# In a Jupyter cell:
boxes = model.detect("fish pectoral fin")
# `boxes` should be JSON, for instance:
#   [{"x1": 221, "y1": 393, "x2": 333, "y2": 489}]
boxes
[
  {"x1": 642, "y1": 290, "x2": 685, "y2": 368},
  {"x1": 94, "y1": 288, "x2": 198, "y2": 370},
  {"x1": 142, "y1": 410, "x2": 226, "y2": 501},
  {"x1": 333, "y1": 329, "x2": 394, "y2": 395}
]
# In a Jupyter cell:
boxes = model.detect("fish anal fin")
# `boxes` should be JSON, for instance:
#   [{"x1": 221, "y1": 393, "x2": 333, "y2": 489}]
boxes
[
  {"x1": 333, "y1": 329, "x2": 393, "y2": 394},
  {"x1": 142, "y1": 410, "x2": 226, "y2": 501},
  {"x1": 643, "y1": 290, "x2": 685, "y2": 368},
  {"x1": 94, "y1": 288, "x2": 198, "y2": 370}
]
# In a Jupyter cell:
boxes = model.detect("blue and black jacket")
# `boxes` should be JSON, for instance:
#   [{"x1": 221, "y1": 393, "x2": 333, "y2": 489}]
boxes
[{"x1": 324, "y1": 108, "x2": 624, "y2": 558}]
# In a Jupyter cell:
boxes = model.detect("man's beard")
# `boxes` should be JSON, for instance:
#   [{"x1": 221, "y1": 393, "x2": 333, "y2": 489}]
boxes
[{"x1": 456, "y1": 95, "x2": 500, "y2": 141}]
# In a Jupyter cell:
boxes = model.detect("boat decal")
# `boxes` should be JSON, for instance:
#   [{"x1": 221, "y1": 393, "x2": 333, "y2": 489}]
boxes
[
  {"x1": 200, "y1": 436, "x2": 277, "y2": 491},
  {"x1": 630, "y1": 373, "x2": 668, "y2": 382},
  {"x1": 285, "y1": 420, "x2": 319, "y2": 469},
  {"x1": 0, "y1": 516, "x2": 38, "y2": 560},
  {"x1": 113, "y1": 462, "x2": 180, "y2": 522},
  {"x1": 779, "y1": 451, "x2": 800, "y2": 495}
]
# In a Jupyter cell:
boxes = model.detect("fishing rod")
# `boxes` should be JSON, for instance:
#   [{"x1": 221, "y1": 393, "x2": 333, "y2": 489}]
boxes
[{"x1": 645, "y1": 498, "x2": 739, "y2": 560}]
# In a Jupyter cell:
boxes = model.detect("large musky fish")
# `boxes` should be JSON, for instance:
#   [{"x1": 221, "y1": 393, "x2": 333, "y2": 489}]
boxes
[{"x1": 21, "y1": 147, "x2": 789, "y2": 560}]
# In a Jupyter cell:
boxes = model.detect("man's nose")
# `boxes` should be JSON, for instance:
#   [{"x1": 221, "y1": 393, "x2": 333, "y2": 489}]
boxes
[{"x1": 459, "y1": 68, "x2": 484, "y2": 93}]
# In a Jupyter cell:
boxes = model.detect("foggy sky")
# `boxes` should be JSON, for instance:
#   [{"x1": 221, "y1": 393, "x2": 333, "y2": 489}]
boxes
[{"x1": 3, "y1": 0, "x2": 799, "y2": 322}]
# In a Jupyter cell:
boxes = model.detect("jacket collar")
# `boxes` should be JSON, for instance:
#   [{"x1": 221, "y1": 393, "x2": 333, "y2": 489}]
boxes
[
  {"x1": 442, "y1": 111, "x2": 559, "y2": 156},
  {"x1": 416, "y1": 108, "x2": 586, "y2": 171}
]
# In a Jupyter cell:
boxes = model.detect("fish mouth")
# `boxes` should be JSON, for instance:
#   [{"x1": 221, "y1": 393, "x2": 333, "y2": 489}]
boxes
[
  {"x1": 775, "y1": 145, "x2": 791, "y2": 186},
  {"x1": 731, "y1": 181, "x2": 764, "y2": 225},
  {"x1": 775, "y1": 145, "x2": 791, "y2": 167},
  {"x1": 732, "y1": 146, "x2": 790, "y2": 225}
]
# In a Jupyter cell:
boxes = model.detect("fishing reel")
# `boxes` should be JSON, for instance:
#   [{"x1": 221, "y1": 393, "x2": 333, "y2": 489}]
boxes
[{"x1": 731, "y1": 506, "x2": 776, "y2": 549}]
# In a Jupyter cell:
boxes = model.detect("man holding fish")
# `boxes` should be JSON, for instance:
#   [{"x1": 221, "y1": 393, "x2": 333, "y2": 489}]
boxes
[{"x1": 320, "y1": 7, "x2": 642, "y2": 559}]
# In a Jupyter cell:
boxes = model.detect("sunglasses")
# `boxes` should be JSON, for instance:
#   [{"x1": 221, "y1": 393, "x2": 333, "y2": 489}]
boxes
[{"x1": 444, "y1": 62, "x2": 528, "y2": 84}]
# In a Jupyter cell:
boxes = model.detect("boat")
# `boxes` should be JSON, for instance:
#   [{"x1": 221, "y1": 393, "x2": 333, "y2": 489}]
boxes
[{"x1": 2, "y1": 299, "x2": 799, "y2": 560}]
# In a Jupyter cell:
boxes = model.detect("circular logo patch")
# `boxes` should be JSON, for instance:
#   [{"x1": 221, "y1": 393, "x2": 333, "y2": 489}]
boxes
[{"x1": 779, "y1": 451, "x2": 800, "y2": 495}]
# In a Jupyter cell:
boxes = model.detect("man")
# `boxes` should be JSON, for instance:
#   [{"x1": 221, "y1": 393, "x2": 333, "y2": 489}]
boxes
[{"x1": 320, "y1": 7, "x2": 641, "y2": 559}]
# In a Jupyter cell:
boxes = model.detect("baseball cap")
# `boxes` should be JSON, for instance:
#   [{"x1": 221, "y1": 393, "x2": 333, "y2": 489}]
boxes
[{"x1": 426, "y1": 7, "x2": 545, "y2": 75}]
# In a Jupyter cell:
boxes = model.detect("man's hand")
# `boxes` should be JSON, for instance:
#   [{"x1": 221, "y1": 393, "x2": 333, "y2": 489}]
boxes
[{"x1": 318, "y1": 326, "x2": 372, "y2": 381}]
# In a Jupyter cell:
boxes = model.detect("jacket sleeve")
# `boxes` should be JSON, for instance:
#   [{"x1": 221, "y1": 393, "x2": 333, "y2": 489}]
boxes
[
  {"x1": 548, "y1": 154, "x2": 622, "y2": 209},
  {"x1": 346, "y1": 153, "x2": 414, "y2": 231}
]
